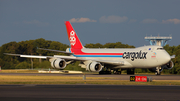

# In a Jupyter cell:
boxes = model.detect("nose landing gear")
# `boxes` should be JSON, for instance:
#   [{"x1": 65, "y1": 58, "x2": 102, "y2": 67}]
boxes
[{"x1": 155, "y1": 66, "x2": 162, "y2": 75}]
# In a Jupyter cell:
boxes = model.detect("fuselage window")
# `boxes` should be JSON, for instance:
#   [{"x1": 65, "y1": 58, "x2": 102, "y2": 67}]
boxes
[{"x1": 157, "y1": 48, "x2": 164, "y2": 50}]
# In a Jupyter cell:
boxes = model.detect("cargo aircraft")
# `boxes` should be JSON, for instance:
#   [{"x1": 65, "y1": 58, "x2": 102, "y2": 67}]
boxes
[{"x1": 5, "y1": 21, "x2": 175, "y2": 75}]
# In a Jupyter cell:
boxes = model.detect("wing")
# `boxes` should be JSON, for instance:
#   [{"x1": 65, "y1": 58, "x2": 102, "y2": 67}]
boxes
[
  {"x1": 4, "y1": 53, "x2": 125, "y2": 65},
  {"x1": 53, "y1": 55, "x2": 124, "y2": 65},
  {"x1": 95, "y1": 60, "x2": 124, "y2": 65},
  {"x1": 3, "y1": 53, "x2": 84, "y2": 61},
  {"x1": 4, "y1": 53, "x2": 52, "y2": 59}
]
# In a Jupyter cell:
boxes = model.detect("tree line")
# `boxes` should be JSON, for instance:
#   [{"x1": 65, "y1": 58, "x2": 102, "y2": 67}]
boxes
[{"x1": 0, "y1": 38, "x2": 179, "y2": 74}]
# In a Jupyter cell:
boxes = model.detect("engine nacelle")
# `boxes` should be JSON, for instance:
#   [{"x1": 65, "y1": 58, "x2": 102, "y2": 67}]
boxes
[
  {"x1": 86, "y1": 62, "x2": 102, "y2": 72},
  {"x1": 149, "y1": 61, "x2": 174, "y2": 73},
  {"x1": 162, "y1": 61, "x2": 174, "y2": 69},
  {"x1": 51, "y1": 59, "x2": 66, "y2": 69}
]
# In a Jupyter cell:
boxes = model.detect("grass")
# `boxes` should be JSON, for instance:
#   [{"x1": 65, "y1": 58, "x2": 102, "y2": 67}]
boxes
[
  {"x1": 0, "y1": 75, "x2": 180, "y2": 85},
  {"x1": 0, "y1": 70, "x2": 38, "y2": 73},
  {"x1": 0, "y1": 70, "x2": 179, "y2": 85}
]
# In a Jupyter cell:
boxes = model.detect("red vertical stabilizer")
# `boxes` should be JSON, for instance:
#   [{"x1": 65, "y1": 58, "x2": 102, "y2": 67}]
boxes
[{"x1": 65, "y1": 21, "x2": 83, "y2": 49}]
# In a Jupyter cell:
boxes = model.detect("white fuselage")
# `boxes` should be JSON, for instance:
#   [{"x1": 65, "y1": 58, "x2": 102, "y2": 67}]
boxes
[{"x1": 66, "y1": 45, "x2": 171, "y2": 69}]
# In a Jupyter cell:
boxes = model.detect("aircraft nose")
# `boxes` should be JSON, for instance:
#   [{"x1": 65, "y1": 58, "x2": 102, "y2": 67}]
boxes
[{"x1": 164, "y1": 53, "x2": 171, "y2": 63}]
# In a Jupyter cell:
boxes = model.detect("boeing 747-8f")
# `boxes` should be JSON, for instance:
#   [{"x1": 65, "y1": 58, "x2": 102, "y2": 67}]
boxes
[{"x1": 5, "y1": 21, "x2": 174, "y2": 75}]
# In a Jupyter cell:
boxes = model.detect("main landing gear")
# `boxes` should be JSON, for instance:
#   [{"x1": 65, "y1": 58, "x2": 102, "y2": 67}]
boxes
[
  {"x1": 113, "y1": 69, "x2": 121, "y2": 74},
  {"x1": 99, "y1": 70, "x2": 111, "y2": 74},
  {"x1": 127, "y1": 69, "x2": 135, "y2": 75},
  {"x1": 99, "y1": 69, "x2": 122, "y2": 74},
  {"x1": 155, "y1": 67, "x2": 161, "y2": 75},
  {"x1": 99, "y1": 68, "x2": 135, "y2": 75},
  {"x1": 99, "y1": 67, "x2": 111, "y2": 74}
]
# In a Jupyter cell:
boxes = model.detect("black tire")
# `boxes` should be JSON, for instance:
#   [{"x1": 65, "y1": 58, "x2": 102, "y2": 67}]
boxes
[
  {"x1": 127, "y1": 69, "x2": 134, "y2": 75},
  {"x1": 155, "y1": 72, "x2": 161, "y2": 75},
  {"x1": 99, "y1": 71, "x2": 111, "y2": 75}
]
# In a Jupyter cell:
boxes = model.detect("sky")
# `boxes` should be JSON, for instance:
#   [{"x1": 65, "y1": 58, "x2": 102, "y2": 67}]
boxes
[{"x1": 0, "y1": 0, "x2": 180, "y2": 47}]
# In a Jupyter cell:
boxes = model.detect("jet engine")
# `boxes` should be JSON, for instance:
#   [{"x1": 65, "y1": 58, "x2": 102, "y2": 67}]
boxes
[
  {"x1": 162, "y1": 60, "x2": 174, "y2": 69},
  {"x1": 86, "y1": 62, "x2": 102, "y2": 72},
  {"x1": 149, "y1": 61, "x2": 174, "y2": 73},
  {"x1": 51, "y1": 59, "x2": 66, "y2": 69}
]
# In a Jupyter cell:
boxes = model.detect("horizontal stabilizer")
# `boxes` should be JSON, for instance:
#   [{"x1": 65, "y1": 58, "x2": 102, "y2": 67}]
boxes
[
  {"x1": 38, "y1": 48, "x2": 72, "y2": 55},
  {"x1": 170, "y1": 55, "x2": 175, "y2": 59}
]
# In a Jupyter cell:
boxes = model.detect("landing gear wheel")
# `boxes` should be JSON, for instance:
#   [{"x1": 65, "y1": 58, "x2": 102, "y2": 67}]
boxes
[
  {"x1": 156, "y1": 67, "x2": 161, "y2": 76},
  {"x1": 113, "y1": 70, "x2": 121, "y2": 75},
  {"x1": 127, "y1": 69, "x2": 134, "y2": 75},
  {"x1": 155, "y1": 72, "x2": 161, "y2": 75},
  {"x1": 99, "y1": 71, "x2": 111, "y2": 75}
]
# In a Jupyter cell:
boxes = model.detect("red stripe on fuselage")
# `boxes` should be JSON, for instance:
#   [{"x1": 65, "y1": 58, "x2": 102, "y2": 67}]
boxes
[{"x1": 70, "y1": 48, "x2": 123, "y2": 55}]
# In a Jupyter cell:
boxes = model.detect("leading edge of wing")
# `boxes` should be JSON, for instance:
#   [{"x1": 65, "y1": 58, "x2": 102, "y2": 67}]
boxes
[
  {"x1": 4, "y1": 53, "x2": 125, "y2": 65},
  {"x1": 54, "y1": 55, "x2": 125, "y2": 65},
  {"x1": 4, "y1": 53, "x2": 77, "y2": 60}
]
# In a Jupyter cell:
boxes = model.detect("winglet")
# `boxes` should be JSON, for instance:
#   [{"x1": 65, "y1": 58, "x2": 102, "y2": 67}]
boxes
[
  {"x1": 3, "y1": 53, "x2": 21, "y2": 56},
  {"x1": 65, "y1": 21, "x2": 84, "y2": 49}
]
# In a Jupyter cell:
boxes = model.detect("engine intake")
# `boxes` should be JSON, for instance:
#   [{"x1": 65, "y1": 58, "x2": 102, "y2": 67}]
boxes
[
  {"x1": 149, "y1": 61, "x2": 174, "y2": 73},
  {"x1": 51, "y1": 59, "x2": 66, "y2": 69},
  {"x1": 162, "y1": 60, "x2": 174, "y2": 69},
  {"x1": 87, "y1": 62, "x2": 102, "y2": 72}
]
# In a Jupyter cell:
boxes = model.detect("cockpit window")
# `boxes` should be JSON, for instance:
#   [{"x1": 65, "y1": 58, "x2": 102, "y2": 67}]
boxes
[{"x1": 157, "y1": 48, "x2": 164, "y2": 50}]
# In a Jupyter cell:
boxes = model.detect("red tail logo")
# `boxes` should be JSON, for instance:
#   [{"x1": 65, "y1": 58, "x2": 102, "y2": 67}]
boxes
[
  {"x1": 69, "y1": 30, "x2": 76, "y2": 46},
  {"x1": 65, "y1": 21, "x2": 83, "y2": 49}
]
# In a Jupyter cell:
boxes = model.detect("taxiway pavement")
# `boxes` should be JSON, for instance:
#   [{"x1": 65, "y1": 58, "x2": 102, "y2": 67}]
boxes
[{"x1": 0, "y1": 85, "x2": 179, "y2": 101}]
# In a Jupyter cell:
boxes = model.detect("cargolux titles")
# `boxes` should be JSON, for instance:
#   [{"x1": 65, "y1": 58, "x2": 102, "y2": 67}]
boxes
[{"x1": 123, "y1": 51, "x2": 147, "y2": 61}]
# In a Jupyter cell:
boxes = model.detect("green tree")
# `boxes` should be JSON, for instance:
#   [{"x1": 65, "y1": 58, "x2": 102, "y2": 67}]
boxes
[
  {"x1": 64, "y1": 61, "x2": 86, "y2": 71},
  {"x1": 15, "y1": 61, "x2": 31, "y2": 69},
  {"x1": 38, "y1": 61, "x2": 51, "y2": 69},
  {"x1": 0, "y1": 39, "x2": 180, "y2": 74}
]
